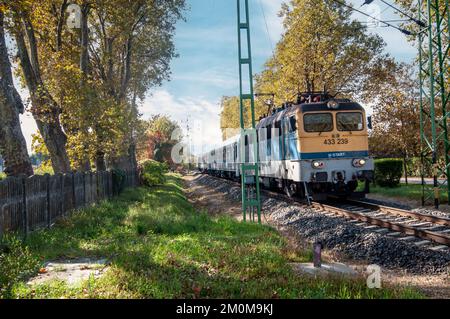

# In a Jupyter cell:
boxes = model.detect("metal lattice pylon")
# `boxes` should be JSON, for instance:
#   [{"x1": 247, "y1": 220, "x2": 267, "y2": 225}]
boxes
[
  {"x1": 237, "y1": 0, "x2": 261, "y2": 223},
  {"x1": 418, "y1": 0, "x2": 450, "y2": 208}
]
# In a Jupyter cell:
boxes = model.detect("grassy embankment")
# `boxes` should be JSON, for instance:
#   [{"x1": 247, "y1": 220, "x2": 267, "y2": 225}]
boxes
[
  {"x1": 1, "y1": 174, "x2": 423, "y2": 299},
  {"x1": 362, "y1": 183, "x2": 448, "y2": 204}
]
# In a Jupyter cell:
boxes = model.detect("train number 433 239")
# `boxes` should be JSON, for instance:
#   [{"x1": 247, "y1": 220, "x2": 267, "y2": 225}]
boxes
[{"x1": 324, "y1": 138, "x2": 349, "y2": 145}]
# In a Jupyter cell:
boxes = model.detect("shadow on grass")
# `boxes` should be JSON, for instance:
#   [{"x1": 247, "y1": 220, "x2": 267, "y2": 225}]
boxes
[{"x1": 2, "y1": 174, "x2": 425, "y2": 299}]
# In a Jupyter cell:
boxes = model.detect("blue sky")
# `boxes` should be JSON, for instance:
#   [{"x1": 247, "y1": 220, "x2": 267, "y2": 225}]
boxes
[{"x1": 19, "y1": 0, "x2": 418, "y2": 153}]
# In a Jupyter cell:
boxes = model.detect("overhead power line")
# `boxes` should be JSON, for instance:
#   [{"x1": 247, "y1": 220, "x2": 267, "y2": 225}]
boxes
[
  {"x1": 258, "y1": 0, "x2": 275, "y2": 57},
  {"x1": 361, "y1": 0, "x2": 426, "y2": 27},
  {"x1": 331, "y1": 0, "x2": 414, "y2": 35}
]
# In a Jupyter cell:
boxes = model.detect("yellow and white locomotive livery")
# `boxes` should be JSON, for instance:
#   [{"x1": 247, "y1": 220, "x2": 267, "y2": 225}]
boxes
[{"x1": 198, "y1": 93, "x2": 374, "y2": 200}]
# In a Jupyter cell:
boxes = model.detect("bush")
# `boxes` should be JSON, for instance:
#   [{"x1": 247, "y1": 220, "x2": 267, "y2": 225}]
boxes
[
  {"x1": 375, "y1": 158, "x2": 404, "y2": 187},
  {"x1": 140, "y1": 160, "x2": 169, "y2": 187},
  {"x1": 0, "y1": 235, "x2": 40, "y2": 298}
]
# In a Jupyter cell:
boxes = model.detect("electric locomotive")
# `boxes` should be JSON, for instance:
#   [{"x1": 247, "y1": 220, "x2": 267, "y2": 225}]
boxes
[{"x1": 198, "y1": 92, "x2": 374, "y2": 200}]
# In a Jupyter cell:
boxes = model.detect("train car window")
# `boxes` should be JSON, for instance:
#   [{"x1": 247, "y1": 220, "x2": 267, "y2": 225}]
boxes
[
  {"x1": 223, "y1": 147, "x2": 226, "y2": 163},
  {"x1": 289, "y1": 116, "x2": 297, "y2": 132},
  {"x1": 234, "y1": 143, "x2": 237, "y2": 160},
  {"x1": 337, "y1": 112, "x2": 364, "y2": 131},
  {"x1": 304, "y1": 113, "x2": 333, "y2": 133},
  {"x1": 266, "y1": 127, "x2": 272, "y2": 157},
  {"x1": 274, "y1": 121, "x2": 282, "y2": 136}
]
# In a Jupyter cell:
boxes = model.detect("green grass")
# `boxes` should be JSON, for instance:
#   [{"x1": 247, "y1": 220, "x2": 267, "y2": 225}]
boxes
[
  {"x1": 363, "y1": 183, "x2": 448, "y2": 204},
  {"x1": 1, "y1": 174, "x2": 423, "y2": 299}
]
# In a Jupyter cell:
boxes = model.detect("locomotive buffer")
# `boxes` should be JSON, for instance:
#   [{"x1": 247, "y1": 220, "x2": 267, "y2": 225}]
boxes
[{"x1": 237, "y1": 0, "x2": 261, "y2": 223}]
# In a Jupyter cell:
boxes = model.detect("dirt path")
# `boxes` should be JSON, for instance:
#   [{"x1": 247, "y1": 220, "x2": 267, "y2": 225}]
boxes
[{"x1": 183, "y1": 173, "x2": 450, "y2": 299}]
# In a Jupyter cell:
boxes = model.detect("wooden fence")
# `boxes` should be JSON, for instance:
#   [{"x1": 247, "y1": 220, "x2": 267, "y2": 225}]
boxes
[{"x1": 0, "y1": 169, "x2": 139, "y2": 237}]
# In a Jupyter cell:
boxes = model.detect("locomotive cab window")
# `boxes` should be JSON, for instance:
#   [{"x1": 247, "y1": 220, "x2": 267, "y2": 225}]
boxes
[
  {"x1": 304, "y1": 113, "x2": 333, "y2": 133},
  {"x1": 337, "y1": 112, "x2": 364, "y2": 131}
]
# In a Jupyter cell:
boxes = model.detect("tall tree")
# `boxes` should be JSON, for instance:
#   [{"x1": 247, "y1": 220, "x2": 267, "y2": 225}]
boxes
[
  {"x1": 220, "y1": 0, "x2": 388, "y2": 138},
  {"x1": 366, "y1": 60, "x2": 421, "y2": 182},
  {"x1": 4, "y1": 0, "x2": 72, "y2": 173},
  {"x1": 0, "y1": 11, "x2": 33, "y2": 177},
  {"x1": 136, "y1": 114, "x2": 181, "y2": 165},
  {"x1": 2, "y1": 0, "x2": 185, "y2": 173},
  {"x1": 256, "y1": 0, "x2": 386, "y2": 103}
]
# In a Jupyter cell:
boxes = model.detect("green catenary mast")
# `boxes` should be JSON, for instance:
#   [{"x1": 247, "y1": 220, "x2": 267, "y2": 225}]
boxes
[
  {"x1": 418, "y1": 0, "x2": 450, "y2": 208},
  {"x1": 237, "y1": 0, "x2": 261, "y2": 223}
]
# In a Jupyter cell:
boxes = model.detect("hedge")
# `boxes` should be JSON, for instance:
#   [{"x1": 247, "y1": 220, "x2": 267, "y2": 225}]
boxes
[
  {"x1": 374, "y1": 158, "x2": 404, "y2": 187},
  {"x1": 140, "y1": 160, "x2": 169, "y2": 187}
]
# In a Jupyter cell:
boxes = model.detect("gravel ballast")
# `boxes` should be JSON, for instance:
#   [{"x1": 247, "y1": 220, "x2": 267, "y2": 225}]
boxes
[{"x1": 192, "y1": 174, "x2": 450, "y2": 275}]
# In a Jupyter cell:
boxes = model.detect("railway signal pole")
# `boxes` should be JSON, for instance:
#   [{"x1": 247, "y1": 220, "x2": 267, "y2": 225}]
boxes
[
  {"x1": 237, "y1": 0, "x2": 262, "y2": 223},
  {"x1": 418, "y1": 0, "x2": 450, "y2": 208}
]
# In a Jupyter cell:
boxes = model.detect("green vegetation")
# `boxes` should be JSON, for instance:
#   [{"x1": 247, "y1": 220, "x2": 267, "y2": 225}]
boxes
[
  {"x1": 141, "y1": 160, "x2": 169, "y2": 187},
  {"x1": 374, "y1": 159, "x2": 404, "y2": 187},
  {"x1": 367, "y1": 183, "x2": 448, "y2": 204},
  {"x1": 1, "y1": 174, "x2": 422, "y2": 299},
  {"x1": 33, "y1": 166, "x2": 54, "y2": 176},
  {"x1": 0, "y1": 172, "x2": 5, "y2": 181}
]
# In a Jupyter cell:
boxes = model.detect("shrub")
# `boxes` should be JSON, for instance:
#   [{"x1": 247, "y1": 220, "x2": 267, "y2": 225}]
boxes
[
  {"x1": 140, "y1": 160, "x2": 168, "y2": 187},
  {"x1": 0, "y1": 235, "x2": 40, "y2": 298},
  {"x1": 375, "y1": 158, "x2": 404, "y2": 187}
]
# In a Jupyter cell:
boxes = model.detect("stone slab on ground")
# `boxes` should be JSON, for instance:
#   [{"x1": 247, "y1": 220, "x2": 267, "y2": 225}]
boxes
[
  {"x1": 28, "y1": 258, "x2": 108, "y2": 287},
  {"x1": 290, "y1": 262, "x2": 357, "y2": 277}
]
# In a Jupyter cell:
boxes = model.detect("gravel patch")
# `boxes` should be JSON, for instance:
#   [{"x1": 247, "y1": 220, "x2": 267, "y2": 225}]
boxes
[{"x1": 192, "y1": 173, "x2": 450, "y2": 275}]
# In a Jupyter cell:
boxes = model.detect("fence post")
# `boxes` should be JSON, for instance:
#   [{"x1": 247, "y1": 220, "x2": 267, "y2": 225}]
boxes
[
  {"x1": 90, "y1": 171, "x2": 93, "y2": 203},
  {"x1": 72, "y1": 172, "x2": 76, "y2": 210},
  {"x1": 60, "y1": 174, "x2": 64, "y2": 217},
  {"x1": 108, "y1": 171, "x2": 112, "y2": 198},
  {"x1": 83, "y1": 172, "x2": 86, "y2": 206},
  {"x1": 21, "y1": 176, "x2": 28, "y2": 237},
  {"x1": 46, "y1": 174, "x2": 51, "y2": 229},
  {"x1": 96, "y1": 171, "x2": 100, "y2": 201}
]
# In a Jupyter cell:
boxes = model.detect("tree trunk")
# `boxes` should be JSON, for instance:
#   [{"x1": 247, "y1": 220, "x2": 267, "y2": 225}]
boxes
[
  {"x1": 95, "y1": 151, "x2": 107, "y2": 171},
  {"x1": 110, "y1": 144, "x2": 137, "y2": 171},
  {"x1": 0, "y1": 13, "x2": 33, "y2": 177},
  {"x1": 78, "y1": 3, "x2": 92, "y2": 172},
  {"x1": 14, "y1": 20, "x2": 71, "y2": 174}
]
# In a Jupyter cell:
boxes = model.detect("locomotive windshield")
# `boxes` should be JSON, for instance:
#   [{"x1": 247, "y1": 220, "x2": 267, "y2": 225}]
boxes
[
  {"x1": 337, "y1": 112, "x2": 364, "y2": 132},
  {"x1": 304, "y1": 113, "x2": 333, "y2": 133}
]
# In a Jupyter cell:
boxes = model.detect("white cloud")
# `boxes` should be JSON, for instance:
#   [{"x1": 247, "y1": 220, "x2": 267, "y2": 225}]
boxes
[{"x1": 140, "y1": 90, "x2": 224, "y2": 154}]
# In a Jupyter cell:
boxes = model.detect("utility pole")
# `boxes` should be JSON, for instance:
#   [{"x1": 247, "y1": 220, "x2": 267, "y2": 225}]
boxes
[
  {"x1": 418, "y1": 0, "x2": 450, "y2": 208},
  {"x1": 237, "y1": 0, "x2": 261, "y2": 223}
]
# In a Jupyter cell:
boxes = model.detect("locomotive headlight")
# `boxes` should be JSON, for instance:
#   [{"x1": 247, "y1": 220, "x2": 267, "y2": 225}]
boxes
[
  {"x1": 312, "y1": 161, "x2": 325, "y2": 169},
  {"x1": 327, "y1": 100, "x2": 339, "y2": 109},
  {"x1": 352, "y1": 159, "x2": 366, "y2": 167}
]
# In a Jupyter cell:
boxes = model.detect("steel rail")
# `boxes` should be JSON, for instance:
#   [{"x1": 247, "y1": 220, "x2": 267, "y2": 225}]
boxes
[
  {"x1": 197, "y1": 173, "x2": 450, "y2": 246},
  {"x1": 311, "y1": 201, "x2": 450, "y2": 246},
  {"x1": 345, "y1": 199, "x2": 450, "y2": 227}
]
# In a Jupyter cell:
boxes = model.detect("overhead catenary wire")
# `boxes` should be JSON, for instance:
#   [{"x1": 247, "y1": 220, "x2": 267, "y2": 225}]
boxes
[
  {"x1": 331, "y1": 0, "x2": 415, "y2": 35},
  {"x1": 257, "y1": 0, "x2": 276, "y2": 58},
  {"x1": 377, "y1": 0, "x2": 427, "y2": 27}
]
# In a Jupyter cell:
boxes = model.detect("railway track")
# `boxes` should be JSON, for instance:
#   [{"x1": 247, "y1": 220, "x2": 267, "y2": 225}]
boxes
[
  {"x1": 256, "y1": 185, "x2": 450, "y2": 250},
  {"x1": 309, "y1": 199, "x2": 450, "y2": 250},
  {"x1": 197, "y1": 172, "x2": 450, "y2": 250}
]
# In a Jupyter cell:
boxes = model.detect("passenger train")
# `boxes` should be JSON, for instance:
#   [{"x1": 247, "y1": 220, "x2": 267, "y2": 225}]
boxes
[{"x1": 197, "y1": 93, "x2": 374, "y2": 200}]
